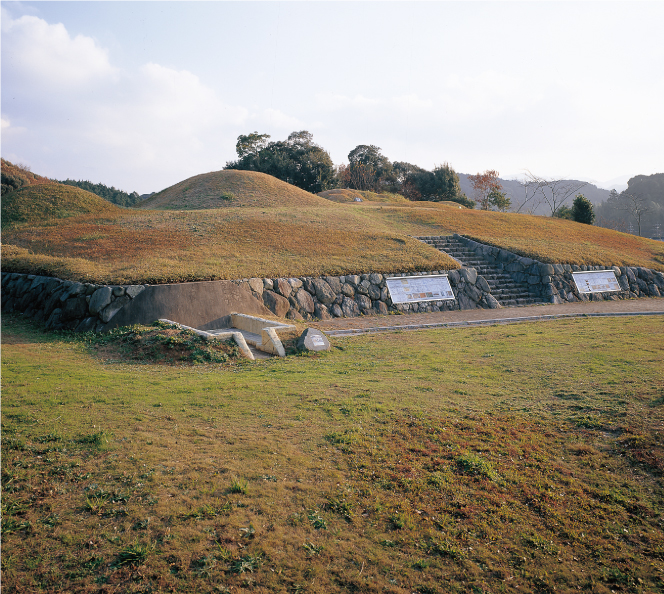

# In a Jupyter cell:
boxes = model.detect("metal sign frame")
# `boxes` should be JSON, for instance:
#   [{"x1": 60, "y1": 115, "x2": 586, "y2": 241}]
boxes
[
  {"x1": 572, "y1": 270, "x2": 621, "y2": 294},
  {"x1": 385, "y1": 274, "x2": 456, "y2": 304}
]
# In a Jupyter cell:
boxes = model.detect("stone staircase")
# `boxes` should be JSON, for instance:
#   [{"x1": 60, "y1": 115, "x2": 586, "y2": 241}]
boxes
[{"x1": 418, "y1": 236, "x2": 548, "y2": 307}]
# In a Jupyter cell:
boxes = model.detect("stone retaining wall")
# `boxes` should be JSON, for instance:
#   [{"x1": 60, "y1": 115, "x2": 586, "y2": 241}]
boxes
[
  {"x1": 1, "y1": 267, "x2": 496, "y2": 331},
  {"x1": 5, "y1": 234, "x2": 662, "y2": 331},
  {"x1": 454, "y1": 234, "x2": 664, "y2": 303},
  {"x1": 232, "y1": 269, "x2": 499, "y2": 321},
  {"x1": 1, "y1": 273, "x2": 147, "y2": 332}
]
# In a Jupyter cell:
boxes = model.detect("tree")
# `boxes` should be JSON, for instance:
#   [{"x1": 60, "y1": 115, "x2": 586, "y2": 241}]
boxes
[
  {"x1": 346, "y1": 145, "x2": 395, "y2": 192},
  {"x1": 226, "y1": 131, "x2": 336, "y2": 194},
  {"x1": 571, "y1": 194, "x2": 595, "y2": 224},
  {"x1": 404, "y1": 163, "x2": 472, "y2": 207},
  {"x1": 487, "y1": 188, "x2": 511, "y2": 212},
  {"x1": 618, "y1": 191, "x2": 650, "y2": 236},
  {"x1": 552, "y1": 205, "x2": 573, "y2": 220},
  {"x1": 468, "y1": 170, "x2": 502, "y2": 210},
  {"x1": 235, "y1": 132, "x2": 271, "y2": 160},
  {"x1": 522, "y1": 172, "x2": 588, "y2": 217}
]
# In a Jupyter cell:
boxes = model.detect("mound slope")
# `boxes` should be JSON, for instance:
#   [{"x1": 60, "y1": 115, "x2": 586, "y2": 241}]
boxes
[
  {"x1": 318, "y1": 189, "x2": 409, "y2": 204},
  {"x1": 1, "y1": 183, "x2": 122, "y2": 228},
  {"x1": 139, "y1": 170, "x2": 332, "y2": 210}
]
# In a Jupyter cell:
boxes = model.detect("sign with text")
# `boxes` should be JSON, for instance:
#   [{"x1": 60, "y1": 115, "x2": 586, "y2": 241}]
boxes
[
  {"x1": 572, "y1": 270, "x2": 621, "y2": 294},
  {"x1": 386, "y1": 275, "x2": 455, "y2": 304}
]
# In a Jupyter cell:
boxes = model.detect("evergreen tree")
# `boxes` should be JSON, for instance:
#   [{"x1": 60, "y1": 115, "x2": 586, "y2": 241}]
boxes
[{"x1": 571, "y1": 194, "x2": 595, "y2": 224}]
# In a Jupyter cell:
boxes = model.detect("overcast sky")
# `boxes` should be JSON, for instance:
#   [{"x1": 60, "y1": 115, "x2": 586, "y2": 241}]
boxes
[{"x1": 2, "y1": 1, "x2": 663, "y2": 194}]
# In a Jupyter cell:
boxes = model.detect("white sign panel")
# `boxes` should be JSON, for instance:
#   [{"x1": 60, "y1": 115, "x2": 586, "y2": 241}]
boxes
[
  {"x1": 386, "y1": 275, "x2": 455, "y2": 304},
  {"x1": 572, "y1": 270, "x2": 621, "y2": 294}
]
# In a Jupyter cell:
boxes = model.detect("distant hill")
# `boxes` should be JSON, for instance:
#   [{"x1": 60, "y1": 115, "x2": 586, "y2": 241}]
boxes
[
  {"x1": 457, "y1": 173, "x2": 611, "y2": 215},
  {"x1": 1, "y1": 183, "x2": 122, "y2": 228},
  {"x1": 595, "y1": 173, "x2": 664, "y2": 238},
  {"x1": 139, "y1": 170, "x2": 332, "y2": 210}
]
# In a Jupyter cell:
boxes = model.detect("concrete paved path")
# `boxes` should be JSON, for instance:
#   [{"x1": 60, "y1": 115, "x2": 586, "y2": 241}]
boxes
[{"x1": 309, "y1": 297, "x2": 664, "y2": 336}]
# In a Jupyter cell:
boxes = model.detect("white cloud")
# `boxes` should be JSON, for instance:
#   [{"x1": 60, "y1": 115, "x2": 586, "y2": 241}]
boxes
[
  {"x1": 259, "y1": 108, "x2": 305, "y2": 131},
  {"x1": 2, "y1": 14, "x2": 118, "y2": 89},
  {"x1": 0, "y1": 13, "x2": 256, "y2": 192}
]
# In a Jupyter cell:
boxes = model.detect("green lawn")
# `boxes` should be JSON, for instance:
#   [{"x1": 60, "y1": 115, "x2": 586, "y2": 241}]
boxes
[{"x1": 2, "y1": 314, "x2": 663, "y2": 593}]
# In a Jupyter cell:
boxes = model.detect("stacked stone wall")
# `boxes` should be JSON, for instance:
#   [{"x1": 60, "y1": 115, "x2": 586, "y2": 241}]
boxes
[
  {"x1": 233, "y1": 269, "x2": 499, "y2": 321},
  {"x1": 1, "y1": 267, "x2": 496, "y2": 330},
  {"x1": 454, "y1": 234, "x2": 664, "y2": 303},
  {"x1": 1, "y1": 273, "x2": 146, "y2": 332}
]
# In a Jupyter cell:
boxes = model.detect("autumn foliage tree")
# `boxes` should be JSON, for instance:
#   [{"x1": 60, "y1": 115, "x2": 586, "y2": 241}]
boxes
[{"x1": 468, "y1": 170, "x2": 503, "y2": 210}]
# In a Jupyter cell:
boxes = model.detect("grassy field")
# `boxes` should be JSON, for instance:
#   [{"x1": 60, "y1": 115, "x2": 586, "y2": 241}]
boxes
[
  {"x1": 2, "y1": 313, "x2": 663, "y2": 593},
  {"x1": 2, "y1": 170, "x2": 664, "y2": 285}
]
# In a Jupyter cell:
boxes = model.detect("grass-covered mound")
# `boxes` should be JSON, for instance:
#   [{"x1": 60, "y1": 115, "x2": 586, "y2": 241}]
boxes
[
  {"x1": 86, "y1": 321, "x2": 241, "y2": 365},
  {"x1": 3, "y1": 167, "x2": 663, "y2": 284},
  {"x1": 139, "y1": 170, "x2": 331, "y2": 210},
  {"x1": 1, "y1": 183, "x2": 122, "y2": 228},
  {"x1": 0, "y1": 205, "x2": 460, "y2": 284},
  {"x1": 2, "y1": 313, "x2": 663, "y2": 593},
  {"x1": 318, "y1": 189, "x2": 409, "y2": 204}
]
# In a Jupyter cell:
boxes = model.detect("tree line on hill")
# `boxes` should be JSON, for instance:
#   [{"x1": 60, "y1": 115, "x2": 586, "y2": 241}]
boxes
[
  {"x1": 0, "y1": 159, "x2": 146, "y2": 208},
  {"x1": 225, "y1": 130, "x2": 477, "y2": 209},
  {"x1": 224, "y1": 130, "x2": 603, "y2": 222},
  {"x1": 54, "y1": 179, "x2": 144, "y2": 207}
]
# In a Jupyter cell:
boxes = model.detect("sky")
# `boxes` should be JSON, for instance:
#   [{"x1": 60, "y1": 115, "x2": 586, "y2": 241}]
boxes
[{"x1": 2, "y1": 1, "x2": 663, "y2": 195}]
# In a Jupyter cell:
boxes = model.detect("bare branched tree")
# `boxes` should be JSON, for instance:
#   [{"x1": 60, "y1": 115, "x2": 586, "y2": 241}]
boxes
[
  {"x1": 522, "y1": 172, "x2": 588, "y2": 216},
  {"x1": 513, "y1": 176, "x2": 544, "y2": 214},
  {"x1": 618, "y1": 192, "x2": 650, "y2": 236}
]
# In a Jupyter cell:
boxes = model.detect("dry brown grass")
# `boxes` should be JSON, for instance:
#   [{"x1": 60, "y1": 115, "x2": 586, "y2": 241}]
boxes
[
  {"x1": 393, "y1": 204, "x2": 664, "y2": 269},
  {"x1": 140, "y1": 170, "x2": 331, "y2": 210},
  {"x1": 1, "y1": 184, "x2": 123, "y2": 227},
  {"x1": 3, "y1": 171, "x2": 663, "y2": 284},
  {"x1": 318, "y1": 189, "x2": 409, "y2": 204},
  {"x1": 1, "y1": 158, "x2": 53, "y2": 188},
  {"x1": 1, "y1": 206, "x2": 457, "y2": 284}
]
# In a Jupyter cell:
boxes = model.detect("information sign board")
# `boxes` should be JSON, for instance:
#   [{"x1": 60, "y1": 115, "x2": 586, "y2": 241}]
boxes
[
  {"x1": 386, "y1": 275, "x2": 455, "y2": 304},
  {"x1": 572, "y1": 270, "x2": 621, "y2": 294}
]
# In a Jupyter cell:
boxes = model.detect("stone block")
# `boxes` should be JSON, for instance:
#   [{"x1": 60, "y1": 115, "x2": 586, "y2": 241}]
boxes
[
  {"x1": 125, "y1": 285, "x2": 146, "y2": 299},
  {"x1": 476, "y1": 276, "x2": 491, "y2": 293},
  {"x1": 459, "y1": 268, "x2": 477, "y2": 284},
  {"x1": 263, "y1": 290, "x2": 290, "y2": 317},
  {"x1": 355, "y1": 294, "x2": 372, "y2": 311},
  {"x1": 275, "y1": 278, "x2": 292, "y2": 299},
  {"x1": 311, "y1": 279, "x2": 336, "y2": 304},
  {"x1": 374, "y1": 301, "x2": 389, "y2": 315},
  {"x1": 100, "y1": 295, "x2": 130, "y2": 323},
  {"x1": 367, "y1": 284, "x2": 382, "y2": 300},
  {"x1": 294, "y1": 288, "x2": 315, "y2": 314},
  {"x1": 297, "y1": 328, "x2": 331, "y2": 352},
  {"x1": 89, "y1": 287, "x2": 113, "y2": 315},
  {"x1": 314, "y1": 303, "x2": 332, "y2": 320},
  {"x1": 341, "y1": 296, "x2": 360, "y2": 317},
  {"x1": 324, "y1": 276, "x2": 342, "y2": 293},
  {"x1": 341, "y1": 283, "x2": 355, "y2": 297}
]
